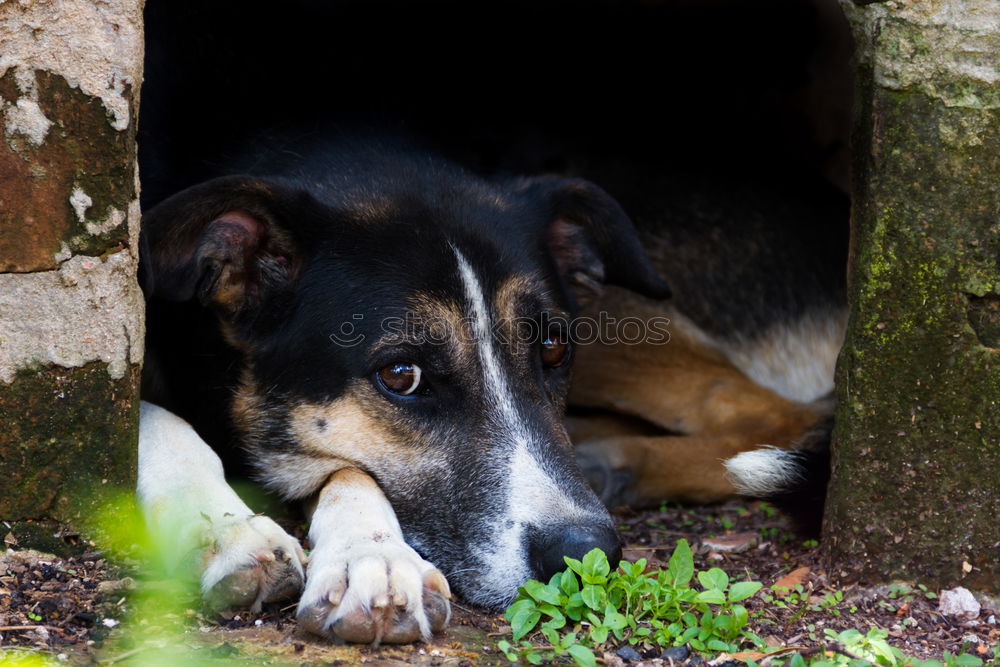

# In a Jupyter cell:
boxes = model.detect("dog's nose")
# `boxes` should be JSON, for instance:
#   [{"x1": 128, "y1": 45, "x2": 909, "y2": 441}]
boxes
[{"x1": 529, "y1": 524, "x2": 622, "y2": 583}]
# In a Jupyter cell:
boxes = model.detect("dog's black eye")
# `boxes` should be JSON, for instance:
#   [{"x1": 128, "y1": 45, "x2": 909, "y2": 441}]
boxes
[
  {"x1": 377, "y1": 363, "x2": 423, "y2": 396},
  {"x1": 540, "y1": 336, "x2": 570, "y2": 368}
]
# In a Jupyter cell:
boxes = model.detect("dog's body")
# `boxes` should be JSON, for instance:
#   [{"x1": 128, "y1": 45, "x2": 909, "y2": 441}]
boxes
[
  {"x1": 564, "y1": 166, "x2": 848, "y2": 528},
  {"x1": 137, "y1": 137, "x2": 669, "y2": 642}
]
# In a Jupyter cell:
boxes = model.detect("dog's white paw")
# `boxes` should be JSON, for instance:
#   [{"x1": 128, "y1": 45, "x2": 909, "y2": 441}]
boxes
[
  {"x1": 199, "y1": 513, "x2": 307, "y2": 612},
  {"x1": 296, "y1": 535, "x2": 451, "y2": 644}
]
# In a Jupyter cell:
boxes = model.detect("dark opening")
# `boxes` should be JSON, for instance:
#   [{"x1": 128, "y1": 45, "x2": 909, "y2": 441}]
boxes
[{"x1": 139, "y1": 0, "x2": 854, "y2": 207}]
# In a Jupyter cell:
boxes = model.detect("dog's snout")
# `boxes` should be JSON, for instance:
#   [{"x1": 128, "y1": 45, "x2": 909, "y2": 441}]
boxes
[{"x1": 529, "y1": 524, "x2": 622, "y2": 583}]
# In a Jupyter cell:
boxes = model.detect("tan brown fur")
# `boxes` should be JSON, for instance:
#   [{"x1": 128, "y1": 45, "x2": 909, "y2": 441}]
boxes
[
  {"x1": 568, "y1": 287, "x2": 824, "y2": 505},
  {"x1": 231, "y1": 373, "x2": 431, "y2": 500}
]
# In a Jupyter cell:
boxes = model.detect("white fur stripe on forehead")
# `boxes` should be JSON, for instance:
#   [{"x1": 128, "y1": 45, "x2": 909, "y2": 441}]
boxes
[
  {"x1": 452, "y1": 247, "x2": 592, "y2": 603},
  {"x1": 453, "y1": 247, "x2": 525, "y2": 435}
]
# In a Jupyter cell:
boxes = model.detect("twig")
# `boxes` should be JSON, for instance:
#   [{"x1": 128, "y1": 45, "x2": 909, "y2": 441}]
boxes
[
  {"x1": 0, "y1": 624, "x2": 65, "y2": 633},
  {"x1": 449, "y1": 600, "x2": 475, "y2": 613},
  {"x1": 761, "y1": 643, "x2": 865, "y2": 666}
]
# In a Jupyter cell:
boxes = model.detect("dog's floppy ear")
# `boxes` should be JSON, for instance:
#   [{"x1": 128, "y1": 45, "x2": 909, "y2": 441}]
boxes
[
  {"x1": 140, "y1": 175, "x2": 316, "y2": 319},
  {"x1": 521, "y1": 176, "x2": 670, "y2": 308}
]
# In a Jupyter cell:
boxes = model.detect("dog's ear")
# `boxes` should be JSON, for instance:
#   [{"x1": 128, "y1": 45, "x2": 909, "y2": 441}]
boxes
[
  {"x1": 520, "y1": 176, "x2": 670, "y2": 308},
  {"x1": 140, "y1": 175, "x2": 317, "y2": 319}
]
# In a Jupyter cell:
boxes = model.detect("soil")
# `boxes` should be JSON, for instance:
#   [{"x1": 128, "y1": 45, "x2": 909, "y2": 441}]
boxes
[{"x1": 1, "y1": 501, "x2": 997, "y2": 665}]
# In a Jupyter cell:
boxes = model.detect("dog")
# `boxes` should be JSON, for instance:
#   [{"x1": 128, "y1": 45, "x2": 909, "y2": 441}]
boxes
[{"x1": 136, "y1": 137, "x2": 670, "y2": 644}]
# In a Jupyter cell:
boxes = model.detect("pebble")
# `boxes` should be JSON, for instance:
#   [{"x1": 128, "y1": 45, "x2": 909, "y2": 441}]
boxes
[
  {"x1": 661, "y1": 645, "x2": 690, "y2": 661},
  {"x1": 97, "y1": 577, "x2": 136, "y2": 595},
  {"x1": 616, "y1": 646, "x2": 642, "y2": 661},
  {"x1": 701, "y1": 532, "x2": 757, "y2": 553},
  {"x1": 939, "y1": 587, "x2": 981, "y2": 621}
]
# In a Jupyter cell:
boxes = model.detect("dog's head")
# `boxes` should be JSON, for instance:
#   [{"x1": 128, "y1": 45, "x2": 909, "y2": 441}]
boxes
[{"x1": 141, "y1": 154, "x2": 668, "y2": 608}]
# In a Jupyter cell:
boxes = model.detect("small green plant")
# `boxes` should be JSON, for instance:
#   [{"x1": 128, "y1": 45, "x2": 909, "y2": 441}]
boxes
[
  {"x1": 887, "y1": 583, "x2": 938, "y2": 602},
  {"x1": 497, "y1": 541, "x2": 764, "y2": 666},
  {"x1": 763, "y1": 628, "x2": 996, "y2": 667},
  {"x1": 758, "y1": 502, "x2": 777, "y2": 519}
]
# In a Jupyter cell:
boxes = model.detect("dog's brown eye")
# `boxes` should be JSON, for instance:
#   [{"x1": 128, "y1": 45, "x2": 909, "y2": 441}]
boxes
[
  {"x1": 540, "y1": 336, "x2": 570, "y2": 368},
  {"x1": 377, "y1": 363, "x2": 423, "y2": 395}
]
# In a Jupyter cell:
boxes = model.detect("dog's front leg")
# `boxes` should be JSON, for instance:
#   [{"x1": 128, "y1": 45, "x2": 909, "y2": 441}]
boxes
[
  {"x1": 137, "y1": 402, "x2": 307, "y2": 611},
  {"x1": 297, "y1": 467, "x2": 451, "y2": 644}
]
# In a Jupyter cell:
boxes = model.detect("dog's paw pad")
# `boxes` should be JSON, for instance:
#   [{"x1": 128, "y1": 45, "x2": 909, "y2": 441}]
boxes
[
  {"x1": 201, "y1": 515, "x2": 307, "y2": 612},
  {"x1": 297, "y1": 546, "x2": 451, "y2": 644}
]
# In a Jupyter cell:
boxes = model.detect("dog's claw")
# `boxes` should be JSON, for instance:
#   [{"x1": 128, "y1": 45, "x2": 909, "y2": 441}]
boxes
[
  {"x1": 296, "y1": 541, "x2": 451, "y2": 644},
  {"x1": 299, "y1": 581, "x2": 448, "y2": 644},
  {"x1": 200, "y1": 514, "x2": 307, "y2": 613}
]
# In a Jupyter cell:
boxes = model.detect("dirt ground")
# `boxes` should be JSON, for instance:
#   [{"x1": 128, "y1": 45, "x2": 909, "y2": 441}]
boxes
[{"x1": 1, "y1": 501, "x2": 997, "y2": 665}]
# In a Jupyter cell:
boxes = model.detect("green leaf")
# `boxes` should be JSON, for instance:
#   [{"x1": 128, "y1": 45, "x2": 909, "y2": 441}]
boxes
[
  {"x1": 953, "y1": 656, "x2": 983, "y2": 667},
  {"x1": 523, "y1": 579, "x2": 562, "y2": 605},
  {"x1": 504, "y1": 598, "x2": 535, "y2": 623},
  {"x1": 496, "y1": 639, "x2": 518, "y2": 662},
  {"x1": 728, "y1": 581, "x2": 763, "y2": 602},
  {"x1": 510, "y1": 606, "x2": 541, "y2": 641},
  {"x1": 708, "y1": 638, "x2": 731, "y2": 652},
  {"x1": 567, "y1": 644, "x2": 597, "y2": 667},
  {"x1": 867, "y1": 637, "x2": 898, "y2": 666},
  {"x1": 699, "y1": 568, "x2": 729, "y2": 592},
  {"x1": 732, "y1": 604, "x2": 749, "y2": 628},
  {"x1": 668, "y1": 539, "x2": 694, "y2": 587},
  {"x1": 838, "y1": 629, "x2": 864, "y2": 643},
  {"x1": 537, "y1": 605, "x2": 566, "y2": 627},
  {"x1": 581, "y1": 584, "x2": 604, "y2": 610},
  {"x1": 680, "y1": 626, "x2": 700, "y2": 642},
  {"x1": 561, "y1": 570, "x2": 580, "y2": 596},
  {"x1": 590, "y1": 624, "x2": 609, "y2": 644},
  {"x1": 605, "y1": 609, "x2": 628, "y2": 632},
  {"x1": 564, "y1": 555, "x2": 584, "y2": 575},
  {"x1": 713, "y1": 614, "x2": 734, "y2": 631},
  {"x1": 743, "y1": 630, "x2": 766, "y2": 648},
  {"x1": 628, "y1": 559, "x2": 648, "y2": 577},
  {"x1": 581, "y1": 548, "x2": 611, "y2": 582},
  {"x1": 696, "y1": 589, "x2": 727, "y2": 605}
]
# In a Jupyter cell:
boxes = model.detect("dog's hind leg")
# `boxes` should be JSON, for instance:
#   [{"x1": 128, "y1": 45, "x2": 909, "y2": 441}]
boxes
[
  {"x1": 568, "y1": 298, "x2": 824, "y2": 507},
  {"x1": 572, "y1": 433, "x2": 790, "y2": 506},
  {"x1": 296, "y1": 467, "x2": 451, "y2": 645},
  {"x1": 137, "y1": 402, "x2": 306, "y2": 611}
]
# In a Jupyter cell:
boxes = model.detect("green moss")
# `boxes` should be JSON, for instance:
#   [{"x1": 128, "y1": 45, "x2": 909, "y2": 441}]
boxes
[
  {"x1": 0, "y1": 362, "x2": 140, "y2": 529},
  {"x1": 827, "y1": 77, "x2": 1000, "y2": 593}
]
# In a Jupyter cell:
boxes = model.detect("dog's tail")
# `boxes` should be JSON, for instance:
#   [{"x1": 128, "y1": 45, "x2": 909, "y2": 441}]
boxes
[{"x1": 723, "y1": 412, "x2": 833, "y2": 537}]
